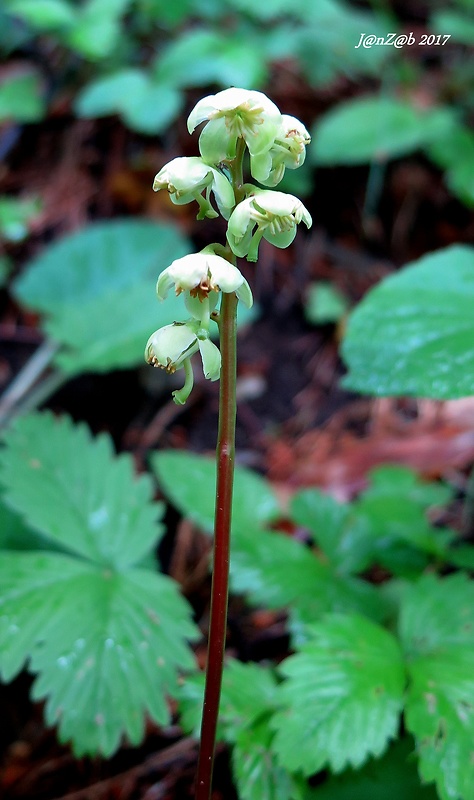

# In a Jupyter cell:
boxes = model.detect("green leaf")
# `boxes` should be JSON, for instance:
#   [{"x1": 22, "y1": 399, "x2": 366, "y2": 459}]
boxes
[
  {"x1": 272, "y1": 614, "x2": 405, "y2": 775},
  {"x1": 304, "y1": 281, "x2": 349, "y2": 325},
  {"x1": 431, "y1": 11, "x2": 474, "y2": 46},
  {"x1": 0, "y1": 499, "x2": 48, "y2": 551},
  {"x1": 0, "y1": 553, "x2": 197, "y2": 755},
  {"x1": 296, "y1": 0, "x2": 388, "y2": 85},
  {"x1": 400, "y1": 573, "x2": 474, "y2": 800},
  {"x1": 355, "y1": 467, "x2": 454, "y2": 560},
  {"x1": 233, "y1": 720, "x2": 302, "y2": 800},
  {"x1": 290, "y1": 467, "x2": 451, "y2": 578},
  {"x1": 0, "y1": 413, "x2": 198, "y2": 755},
  {"x1": 427, "y1": 121, "x2": 474, "y2": 208},
  {"x1": 65, "y1": 0, "x2": 131, "y2": 59},
  {"x1": 312, "y1": 97, "x2": 453, "y2": 165},
  {"x1": 75, "y1": 69, "x2": 182, "y2": 135},
  {"x1": 179, "y1": 659, "x2": 278, "y2": 742},
  {"x1": 231, "y1": 527, "x2": 386, "y2": 629},
  {"x1": 341, "y1": 245, "x2": 474, "y2": 399},
  {"x1": 0, "y1": 195, "x2": 41, "y2": 242},
  {"x1": 303, "y1": 738, "x2": 438, "y2": 800},
  {"x1": 0, "y1": 72, "x2": 45, "y2": 123},
  {"x1": 13, "y1": 219, "x2": 190, "y2": 374},
  {"x1": 154, "y1": 29, "x2": 266, "y2": 90},
  {"x1": 151, "y1": 451, "x2": 280, "y2": 535},
  {"x1": 0, "y1": 413, "x2": 163, "y2": 569},
  {"x1": 6, "y1": 0, "x2": 76, "y2": 28},
  {"x1": 290, "y1": 488, "x2": 372, "y2": 574}
]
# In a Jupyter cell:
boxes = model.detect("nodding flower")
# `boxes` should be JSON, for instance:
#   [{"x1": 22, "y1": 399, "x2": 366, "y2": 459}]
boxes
[
  {"x1": 156, "y1": 251, "x2": 253, "y2": 310},
  {"x1": 145, "y1": 321, "x2": 221, "y2": 404},
  {"x1": 153, "y1": 157, "x2": 235, "y2": 220},
  {"x1": 251, "y1": 115, "x2": 311, "y2": 187},
  {"x1": 187, "y1": 87, "x2": 282, "y2": 165},
  {"x1": 226, "y1": 189, "x2": 312, "y2": 262}
]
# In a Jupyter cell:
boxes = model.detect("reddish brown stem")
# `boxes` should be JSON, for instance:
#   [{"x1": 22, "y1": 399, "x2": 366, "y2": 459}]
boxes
[{"x1": 195, "y1": 290, "x2": 238, "y2": 800}]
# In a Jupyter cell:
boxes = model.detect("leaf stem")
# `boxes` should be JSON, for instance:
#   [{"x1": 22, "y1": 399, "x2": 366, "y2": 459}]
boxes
[{"x1": 195, "y1": 289, "x2": 238, "y2": 800}]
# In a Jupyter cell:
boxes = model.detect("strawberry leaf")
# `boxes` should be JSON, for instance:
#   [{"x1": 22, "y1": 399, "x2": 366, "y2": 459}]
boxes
[
  {"x1": 400, "y1": 573, "x2": 474, "y2": 800},
  {"x1": 0, "y1": 413, "x2": 198, "y2": 756},
  {"x1": 272, "y1": 614, "x2": 405, "y2": 775}
]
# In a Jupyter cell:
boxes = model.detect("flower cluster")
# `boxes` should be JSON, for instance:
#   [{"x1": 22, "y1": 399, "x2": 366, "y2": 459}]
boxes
[{"x1": 146, "y1": 87, "x2": 312, "y2": 403}]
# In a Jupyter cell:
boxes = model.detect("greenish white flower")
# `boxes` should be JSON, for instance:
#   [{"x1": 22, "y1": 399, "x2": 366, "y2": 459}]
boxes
[
  {"x1": 227, "y1": 190, "x2": 312, "y2": 261},
  {"x1": 251, "y1": 115, "x2": 311, "y2": 186},
  {"x1": 153, "y1": 156, "x2": 234, "y2": 220},
  {"x1": 156, "y1": 252, "x2": 253, "y2": 309},
  {"x1": 187, "y1": 87, "x2": 282, "y2": 165},
  {"x1": 145, "y1": 321, "x2": 221, "y2": 381}
]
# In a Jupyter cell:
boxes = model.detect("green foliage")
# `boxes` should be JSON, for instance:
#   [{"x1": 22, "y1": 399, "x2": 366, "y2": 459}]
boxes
[
  {"x1": 431, "y1": 10, "x2": 474, "y2": 46},
  {"x1": 0, "y1": 195, "x2": 41, "y2": 242},
  {"x1": 304, "y1": 738, "x2": 438, "y2": 800},
  {"x1": 230, "y1": 525, "x2": 385, "y2": 630},
  {"x1": 427, "y1": 120, "x2": 474, "y2": 207},
  {"x1": 312, "y1": 97, "x2": 453, "y2": 166},
  {"x1": 400, "y1": 574, "x2": 474, "y2": 800},
  {"x1": 6, "y1": 0, "x2": 76, "y2": 29},
  {"x1": 271, "y1": 614, "x2": 405, "y2": 774},
  {"x1": 295, "y1": 0, "x2": 388, "y2": 85},
  {"x1": 304, "y1": 281, "x2": 349, "y2": 325},
  {"x1": 341, "y1": 245, "x2": 474, "y2": 399},
  {"x1": 154, "y1": 28, "x2": 267, "y2": 90},
  {"x1": 179, "y1": 660, "x2": 303, "y2": 800},
  {"x1": 0, "y1": 413, "x2": 198, "y2": 756},
  {"x1": 75, "y1": 70, "x2": 182, "y2": 135},
  {"x1": 152, "y1": 450, "x2": 280, "y2": 535},
  {"x1": 0, "y1": 72, "x2": 45, "y2": 123},
  {"x1": 13, "y1": 220, "x2": 191, "y2": 374}
]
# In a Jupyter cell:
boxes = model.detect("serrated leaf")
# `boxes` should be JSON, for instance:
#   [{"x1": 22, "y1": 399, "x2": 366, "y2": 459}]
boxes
[
  {"x1": 355, "y1": 468, "x2": 454, "y2": 560},
  {"x1": 13, "y1": 219, "x2": 190, "y2": 374},
  {"x1": 303, "y1": 738, "x2": 437, "y2": 800},
  {"x1": 312, "y1": 97, "x2": 452, "y2": 165},
  {"x1": 290, "y1": 488, "x2": 372, "y2": 574},
  {"x1": 0, "y1": 413, "x2": 163, "y2": 569},
  {"x1": 289, "y1": 466, "x2": 450, "y2": 578},
  {"x1": 272, "y1": 614, "x2": 405, "y2": 775},
  {"x1": 399, "y1": 573, "x2": 474, "y2": 800},
  {"x1": 231, "y1": 527, "x2": 386, "y2": 629},
  {"x1": 233, "y1": 719, "x2": 302, "y2": 800},
  {"x1": 0, "y1": 72, "x2": 45, "y2": 123},
  {"x1": 0, "y1": 413, "x2": 198, "y2": 756},
  {"x1": 0, "y1": 498, "x2": 48, "y2": 551},
  {"x1": 179, "y1": 659, "x2": 278, "y2": 742},
  {"x1": 151, "y1": 451, "x2": 280, "y2": 535},
  {"x1": 0, "y1": 552, "x2": 197, "y2": 754},
  {"x1": 341, "y1": 245, "x2": 474, "y2": 399},
  {"x1": 7, "y1": 0, "x2": 77, "y2": 29}
]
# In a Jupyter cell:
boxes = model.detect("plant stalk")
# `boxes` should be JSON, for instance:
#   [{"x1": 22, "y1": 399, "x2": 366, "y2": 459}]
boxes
[{"x1": 195, "y1": 289, "x2": 238, "y2": 800}]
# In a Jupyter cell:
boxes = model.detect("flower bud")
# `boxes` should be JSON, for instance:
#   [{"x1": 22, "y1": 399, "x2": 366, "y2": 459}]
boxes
[
  {"x1": 156, "y1": 252, "x2": 253, "y2": 308},
  {"x1": 226, "y1": 190, "x2": 312, "y2": 261},
  {"x1": 187, "y1": 87, "x2": 282, "y2": 165},
  {"x1": 153, "y1": 156, "x2": 234, "y2": 220},
  {"x1": 251, "y1": 115, "x2": 311, "y2": 186}
]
